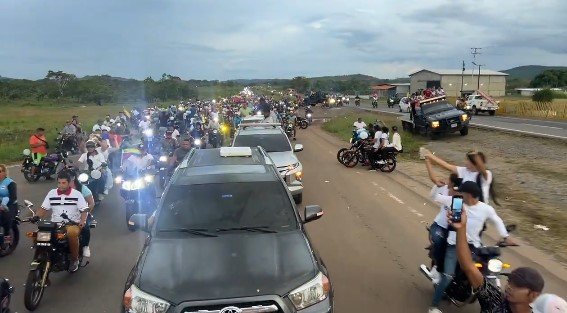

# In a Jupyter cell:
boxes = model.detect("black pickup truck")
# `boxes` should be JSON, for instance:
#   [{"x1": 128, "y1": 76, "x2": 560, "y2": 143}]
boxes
[{"x1": 401, "y1": 99, "x2": 470, "y2": 139}]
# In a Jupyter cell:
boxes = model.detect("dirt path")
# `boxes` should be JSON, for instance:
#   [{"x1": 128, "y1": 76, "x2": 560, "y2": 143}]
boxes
[{"x1": 314, "y1": 106, "x2": 567, "y2": 263}]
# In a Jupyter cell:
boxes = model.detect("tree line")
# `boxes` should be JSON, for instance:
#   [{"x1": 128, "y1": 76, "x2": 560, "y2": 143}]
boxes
[
  {"x1": 0, "y1": 70, "x2": 407, "y2": 104},
  {"x1": 529, "y1": 69, "x2": 567, "y2": 88}
]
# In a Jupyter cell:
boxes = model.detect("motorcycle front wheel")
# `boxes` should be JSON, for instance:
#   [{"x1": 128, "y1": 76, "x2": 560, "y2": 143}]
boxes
[
  {"x1": 24, "y1": 263, "x2": 47, "y2": 311},
  {"x1": 299, "y1": 120, "x2": 308, "y2": 129},
  {"x1": 126, "y1": 203, "x2": 136, "y2": 232}
]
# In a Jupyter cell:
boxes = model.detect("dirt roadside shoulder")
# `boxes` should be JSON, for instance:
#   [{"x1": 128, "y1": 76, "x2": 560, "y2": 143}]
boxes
[{"x1": 312, "y1": 106, "x2": 567, "y2": 267}]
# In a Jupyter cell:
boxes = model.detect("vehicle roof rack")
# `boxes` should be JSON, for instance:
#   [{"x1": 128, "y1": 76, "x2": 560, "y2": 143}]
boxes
[
  {"x1": 239, "y1": 122, "x2": 281, "y2": 129},
  {"x1": 419, "y1": 95, "x2": 447, "y2": 106}
]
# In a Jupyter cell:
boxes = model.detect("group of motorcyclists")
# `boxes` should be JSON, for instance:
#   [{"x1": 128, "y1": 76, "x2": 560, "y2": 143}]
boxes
[{"x1": 1, "y1": 93, "x2": 565, "y2": 313}]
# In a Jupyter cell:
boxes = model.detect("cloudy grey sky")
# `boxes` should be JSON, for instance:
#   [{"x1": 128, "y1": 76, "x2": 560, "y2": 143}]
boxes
[{"x1": 1, "y1": 0, "x2": 566, "y2": 80}]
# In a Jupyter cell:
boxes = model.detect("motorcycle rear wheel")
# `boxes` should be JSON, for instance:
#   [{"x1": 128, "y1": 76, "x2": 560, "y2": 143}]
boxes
[
  {"x1": 379, "y1": 156, "x2": 397, "y2": 173},
  {"x1": 23, "y1": 167, "x2": 40, "y2": 183},
  {"x1": 24, "y1": 266, "x2": 47, "y2": 311}
]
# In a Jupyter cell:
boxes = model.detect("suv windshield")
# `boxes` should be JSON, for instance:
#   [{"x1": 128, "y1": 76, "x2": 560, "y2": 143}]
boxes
[
  {"x1": 233, "y1": 134, "x2": 291, "y2": 152},
  {"x1": 156, "y1": 181, "x2": 298, "y2": 231},
  {"x1": 421, "y1": 102, "x2": 455, "y2": 115}
]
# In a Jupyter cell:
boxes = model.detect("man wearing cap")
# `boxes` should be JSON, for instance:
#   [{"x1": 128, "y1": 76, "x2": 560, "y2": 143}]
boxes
[
  {"x1": 427, "y1": 181, "x2": 514, "y2": 313},
  {"x1": 449, "y1": 185, "x2": 544, "y2": 313}
]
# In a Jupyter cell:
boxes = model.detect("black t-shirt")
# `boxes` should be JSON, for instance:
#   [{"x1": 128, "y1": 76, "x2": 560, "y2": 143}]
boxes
[
  {"x1": 476, "y1": 278, "x2": 512, "y2": 313},
  {"x1": 173, "y1": 148, "x2": 190, "y2": 163}
]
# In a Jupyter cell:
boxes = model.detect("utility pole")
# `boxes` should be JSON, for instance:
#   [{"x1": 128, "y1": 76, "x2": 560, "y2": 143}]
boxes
[
  {"x1": 470, "y1": 48, "x2": 482, "y2": 90},
  {"x1": 460, "y1": 60, "x2": 465, "y2": 95},
  {"x1": 472, "y1": 62, "x2": 485, "y2": 90}
]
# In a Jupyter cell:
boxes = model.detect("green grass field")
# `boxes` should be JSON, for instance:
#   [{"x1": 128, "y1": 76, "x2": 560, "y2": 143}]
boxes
[
  {"x1": 0, "y1": 102, "x2": 127, "y2": 163},
  {"x1": 321, "y1": 111, "x2": 426, "y2": 160}
]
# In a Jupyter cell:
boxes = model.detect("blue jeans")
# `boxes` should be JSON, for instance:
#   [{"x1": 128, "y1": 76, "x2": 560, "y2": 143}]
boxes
[
  {"x1": 429, "y1": 222, "x2": 448, "y2": 272},
  {"x1": 431, "y1": 245, "x2": 458, "y2": 307}
]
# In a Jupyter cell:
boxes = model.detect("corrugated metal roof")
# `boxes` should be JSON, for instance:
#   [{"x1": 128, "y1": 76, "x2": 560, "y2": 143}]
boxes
[
  {"x1": 391, "y1": 83, "x2": 411, "y2": 86},
  {"x1": 408, "y1": 69, "x2": 508, "y2": 76},
  {"x1": 371, "y1": 84, "x2": 396, "y2": 90}
]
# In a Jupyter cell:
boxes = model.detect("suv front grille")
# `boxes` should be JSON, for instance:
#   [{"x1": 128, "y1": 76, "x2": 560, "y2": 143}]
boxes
[{"x1": 183, "y1": 300, "x2": 281, "y2": 313}]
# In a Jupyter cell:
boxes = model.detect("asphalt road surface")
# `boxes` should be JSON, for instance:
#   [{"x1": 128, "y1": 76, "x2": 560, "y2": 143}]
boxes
[
  {"x1": 357, "y1": 102, "x2": 567, "y2": 140},
  {"x1": 3, "y1": 126, "x2": 567, "y2": 313}
]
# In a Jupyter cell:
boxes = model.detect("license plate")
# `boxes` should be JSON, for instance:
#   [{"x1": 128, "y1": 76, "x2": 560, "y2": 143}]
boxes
[{"x1": 451, "y1": 123, "x2": 457, "y2": 128}]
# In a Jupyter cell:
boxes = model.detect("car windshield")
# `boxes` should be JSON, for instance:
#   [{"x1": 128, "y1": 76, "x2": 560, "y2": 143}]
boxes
[
  {"x1": 156, "y1": 181, "x2": 298, "y2": 231},
  {"x1": 233, "y1": 134, "x2": 291, "y2": 152},
  {"x1": 421, "y1": 102, "x2": 455, "y2": 115}
]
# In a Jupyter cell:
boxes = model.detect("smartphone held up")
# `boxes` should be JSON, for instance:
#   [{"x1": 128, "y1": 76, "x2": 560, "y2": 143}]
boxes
[{"x1": 451, "y1": 195, "x2": 464, "y2": 223}]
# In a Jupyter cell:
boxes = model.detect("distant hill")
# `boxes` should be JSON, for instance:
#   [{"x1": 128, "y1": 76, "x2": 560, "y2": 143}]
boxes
[
  {"x1": 0, "y1": 75, "x2": 14, "y2": 81},
  {"x1": 501, "y1": 65, "x2": 567, "y2": 80},
  {"x1": 231, "y1": 74, "x2": 409, "y2": 84}
]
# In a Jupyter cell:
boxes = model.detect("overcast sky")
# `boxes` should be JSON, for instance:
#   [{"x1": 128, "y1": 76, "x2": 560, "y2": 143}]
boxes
[{"x1": 1, "y1": 0, "x2": 566, "y2": 80}]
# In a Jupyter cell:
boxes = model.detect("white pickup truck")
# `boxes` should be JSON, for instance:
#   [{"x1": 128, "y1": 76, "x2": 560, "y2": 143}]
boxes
[{"x1": 465, "y1": 92, "x2": 499, "y2": 116}]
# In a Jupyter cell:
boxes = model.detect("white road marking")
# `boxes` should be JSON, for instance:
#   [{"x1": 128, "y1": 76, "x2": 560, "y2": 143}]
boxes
[
  {"x1": 522, "y1": 123, "x2": 562, "y2": 130},
  {"x1": 388, "y1": 193, "x2": 405, "y2": 204}
]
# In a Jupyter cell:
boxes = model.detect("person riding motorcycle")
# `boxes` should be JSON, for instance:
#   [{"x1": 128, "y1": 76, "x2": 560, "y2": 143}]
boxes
[
  {"x1": 169, "y1": 138, "x2": 192, "y2": 169},
  {"x1": 161, "y1": 131, "x2": 177, "y2": 154},
  {"x1": 64, "y1": 169, "x2": 95, "y2": 258},
  {"x1": 285, "y1": 110, "x2": 297, "y2": 140},
  {"x1": 190, "y1": 123, "x2": 205, "y2": 148},
  {"x1": 77, "y1": 140, "x2": 107, "y2": 202},
  {"x1": 0, "y1": 164, "x2": 17, "y2": 248},
  {"x1": 123, "y1": 144, "x2": 155, "y2": 177},
  {"x1": 34, "y1": 171, "x2": 89, "y2": 272}
]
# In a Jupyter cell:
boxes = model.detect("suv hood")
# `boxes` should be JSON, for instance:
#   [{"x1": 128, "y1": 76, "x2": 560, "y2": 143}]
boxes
[
  {"x1": 427, "y1": 110, "x2": 463, "y2": 120},
  {"x1": 267, "y1": 151, "x2": 299, "y2": 168},
  {"x1": 137, "y1": 231, "x2": 317, "y2": 304}
]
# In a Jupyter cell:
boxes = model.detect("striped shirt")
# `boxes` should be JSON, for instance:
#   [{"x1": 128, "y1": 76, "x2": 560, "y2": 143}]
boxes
[{"x1": 41, "y1": 188, "x2": 88, "y2": 223}]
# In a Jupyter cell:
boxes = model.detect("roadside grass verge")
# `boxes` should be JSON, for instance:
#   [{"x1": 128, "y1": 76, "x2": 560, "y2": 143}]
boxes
[
  {"x1": 196, "y1": 86, "x2": 243, "y2": 99},
  {"x1": 321, "y1": 111, "x2": 426, "y2": 160},
  {"x1": 0, "y1": 103, "x2": 124, "y2": 163}
]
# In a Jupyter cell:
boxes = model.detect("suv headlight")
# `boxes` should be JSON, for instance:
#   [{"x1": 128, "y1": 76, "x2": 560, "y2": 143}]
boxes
[
  {"x1": 487, "y1": 259, "x2": 503, "y2": 273},
  {"x1": 36, "y1": 231, "x2": 51, "y2": 242},
  {"x1": 125, "y1": 284, "x2": 170, "y2": 313},
  {"x1": 288, "y1": 272, "x2": 331, "y2": 310},
  {"x1": 287, "y1": 162, "x2": 300, "y2": 171}
]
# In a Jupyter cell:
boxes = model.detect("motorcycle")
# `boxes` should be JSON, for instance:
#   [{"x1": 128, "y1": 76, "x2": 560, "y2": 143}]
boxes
[
  {"x1": 296, "y1": 116, "x2": 309, "y2": 129},
  {"x1": 56, "y1": 132, "x2": 79, "y2": 155},
  {"x1": 208, "y1": 129, "x2": 221, "y2": 148},
  {"x1": 21, "y1": 149, "x2": 70, "y2": 183},
  {"x1": 79, "y1": 160, "x2": 106, "y2": 204},
  {"x1": 387, "y1": 97, "x2": 395, "y2": 108},
  {"x1": 0, "y1": 200, "x2": 34, "y2": 257},
  {"x1": 142, "y1": 128, "x2": 160, "y2": 156},
  {"x1": 0, "y1": 278, "x2": 13, "y2": 313},
  {"x1": 285, "y1": 121, "x2": 295, "y2": 138},
  {"x1": 355, "y1": 98, "x2": 361, "y2": 107},
  {"x1": 372, "y1": 98, "x2": 378, "y2": 108},
  {"x1": 158, "y1": 153, "x2": 173, "y2": 189},
  {"x1": 419, "y1": 224, "x2": 517, "y2": 307},
  {"x1": 115, "y1": 168, "x2": 157, "y2": 232},
  {"x1": 23, "y1": 209, "x2": 95, "y2": 311}
]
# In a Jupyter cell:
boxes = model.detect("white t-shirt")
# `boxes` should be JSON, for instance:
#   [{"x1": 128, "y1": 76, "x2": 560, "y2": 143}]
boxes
[
  {"x1": 41, "y1": 188, "x2": 88, "y2": 223},
  {"x1": 353, "y1": 121, "x2": 367, "y2": 129},
  {"x1": 96, "y1": 147, "x2": 110, "y2": 161},
  {"x1": 380, "y1": 133, "x2": 390, "y2": 147},
  {"x1": 388, "y1": 132, "x2": 402, "y2": 151},
  {"x1": 431, "y1": 185, "x2": 450, "y2": 229},
  {"x1": 433, "y1": 195, "x2": 508, "y2": 248},
  {"x1": 126, "y1": 154, "x2": 154, "y2": 171},
  {"x1": 78, "y1": 152, "x2": 107, "y2": 171},
  {"x1": 372, "y1": 131, "x2": 382, "y2": 149},
  {"x1": 92, "y1": 124, "x2": 110, "y2": 132},
  {"x1": 456, "y1": 166, "x2": 493, "y2": 204},
  {"x1": 138, "y1": 120, "x2": 150, "y2": 130},
  {"x1": 171, "y1": 129, "x2": 180, "y2": 140}
]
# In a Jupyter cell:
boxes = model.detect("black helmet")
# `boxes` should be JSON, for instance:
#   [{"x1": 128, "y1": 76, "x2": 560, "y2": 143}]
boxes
[{"x1": 85, "y1": 140, "x2": 96, "y2": 148}]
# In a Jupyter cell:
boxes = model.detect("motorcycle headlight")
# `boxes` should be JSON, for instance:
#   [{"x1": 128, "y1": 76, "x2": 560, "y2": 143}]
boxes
[
  {"x1": 144, "y1": 175, "x2": 154, "y2": 183},
  {"x1": 114, "y1": 176, "x2": 123, "y2": 184},
  {"x1": 288, "y1": 272, "x2": 331, "y2": 310},
  {"x1": 36, "y1": 231, "x2": 51, "y2": 242},
  {"x1": 307, "y1": 113, "x2": 312, "y2": 118},
  {"x1": 143, "y1": 129, "x2": 153, "y2": 137},
  {"x1": 122, "y1": 179, "x2": 145, "y2": 191},
  {"x1": 213, "y1": 129, "x2": 218, "y2": 134},
  {"x1": 159, "y1": 156, "x2": 168, "y2": 162},
  {"x1": 213, "y1": 117, "x2": 219, "y2": 122},
  {"x1": 487, "y1": 259, "x2": 503, "y2": 273},
  {"x1": 194, "y1": 139, "x2": 202, "y2": 146},
  {"x1": 126, "y1": 284, "x2": 170, "y2": 313}
]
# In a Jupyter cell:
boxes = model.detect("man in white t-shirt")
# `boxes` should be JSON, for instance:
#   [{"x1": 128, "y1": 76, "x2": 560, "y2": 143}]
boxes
[
  {"x1": 35, "y1": 171, "x2": 89, "y2": 272},
  {"x1": 353, "y1": 118, "x2": 366, "y2": 129},
  {"x1": 124, "y1": 144, "x2": 155, "y2": 176},
  {"x1": 138, "y1": 117, "x2": 151, "y2": 131},
  {"x1": 92, "y1": 120, "x2": 110, "y2": 133}
]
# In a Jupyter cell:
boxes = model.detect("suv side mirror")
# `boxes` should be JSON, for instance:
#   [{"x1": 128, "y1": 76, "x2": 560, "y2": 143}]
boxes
[
  {"x1": 303, "y1": 205, "x2": 323, "y2": 223},
  {"x1": 294, "y1": 144, "x2": 303, "y2": 152},
  {"x1": 128, "y1": 213, "x2": 149, "y2": 232}
]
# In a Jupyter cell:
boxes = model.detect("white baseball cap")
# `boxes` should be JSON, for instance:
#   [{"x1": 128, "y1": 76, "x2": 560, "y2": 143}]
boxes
[{"x1": 532, "y1": 294, "x2": 567, "y2": 313}]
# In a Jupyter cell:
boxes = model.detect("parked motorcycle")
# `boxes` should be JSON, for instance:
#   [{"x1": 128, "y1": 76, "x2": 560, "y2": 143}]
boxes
[
  {"x1": 419, "y1": 224, "x2": 517, "y2": 307},
  {"x1": 0, "y1": 278, "x2": 13, "y2": 313},
  {"x1": 0, "y1": 200, "x2": 34, "y2": 257},
  {"x1": 115, "y1": 169, "x2": 157, "y2": 231},
  {"x1": 23, "y1": 210, "x2": 95, "y2": 311},
  {"x1": 21, "y1": 149, "x2": 70, "y2": 183}
]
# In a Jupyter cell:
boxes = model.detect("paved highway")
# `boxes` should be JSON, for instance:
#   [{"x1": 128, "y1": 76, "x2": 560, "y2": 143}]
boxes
[
  {"x1": 356, "y1": 102, "x2": 567, "y2": 140},
  {"x1": 3, "y1": 124, "x2": 567, "y2": 313}
]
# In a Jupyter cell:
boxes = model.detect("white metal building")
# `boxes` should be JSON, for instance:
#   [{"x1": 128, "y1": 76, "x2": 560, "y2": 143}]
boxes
[
  {"x1": 391, "y1": 83, "x2": 410, "y2": 96},
  {"x1": 514, "y1": 88, "x2": 563, "y2": 96},
  {"x1": 408, "y1": 69, "x2": 508, "y2": 97}
]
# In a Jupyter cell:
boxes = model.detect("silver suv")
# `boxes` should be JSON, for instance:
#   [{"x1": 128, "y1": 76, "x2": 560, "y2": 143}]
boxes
[{"x1": 232, "y1": 123, "x2": 304, "y2": 203}]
